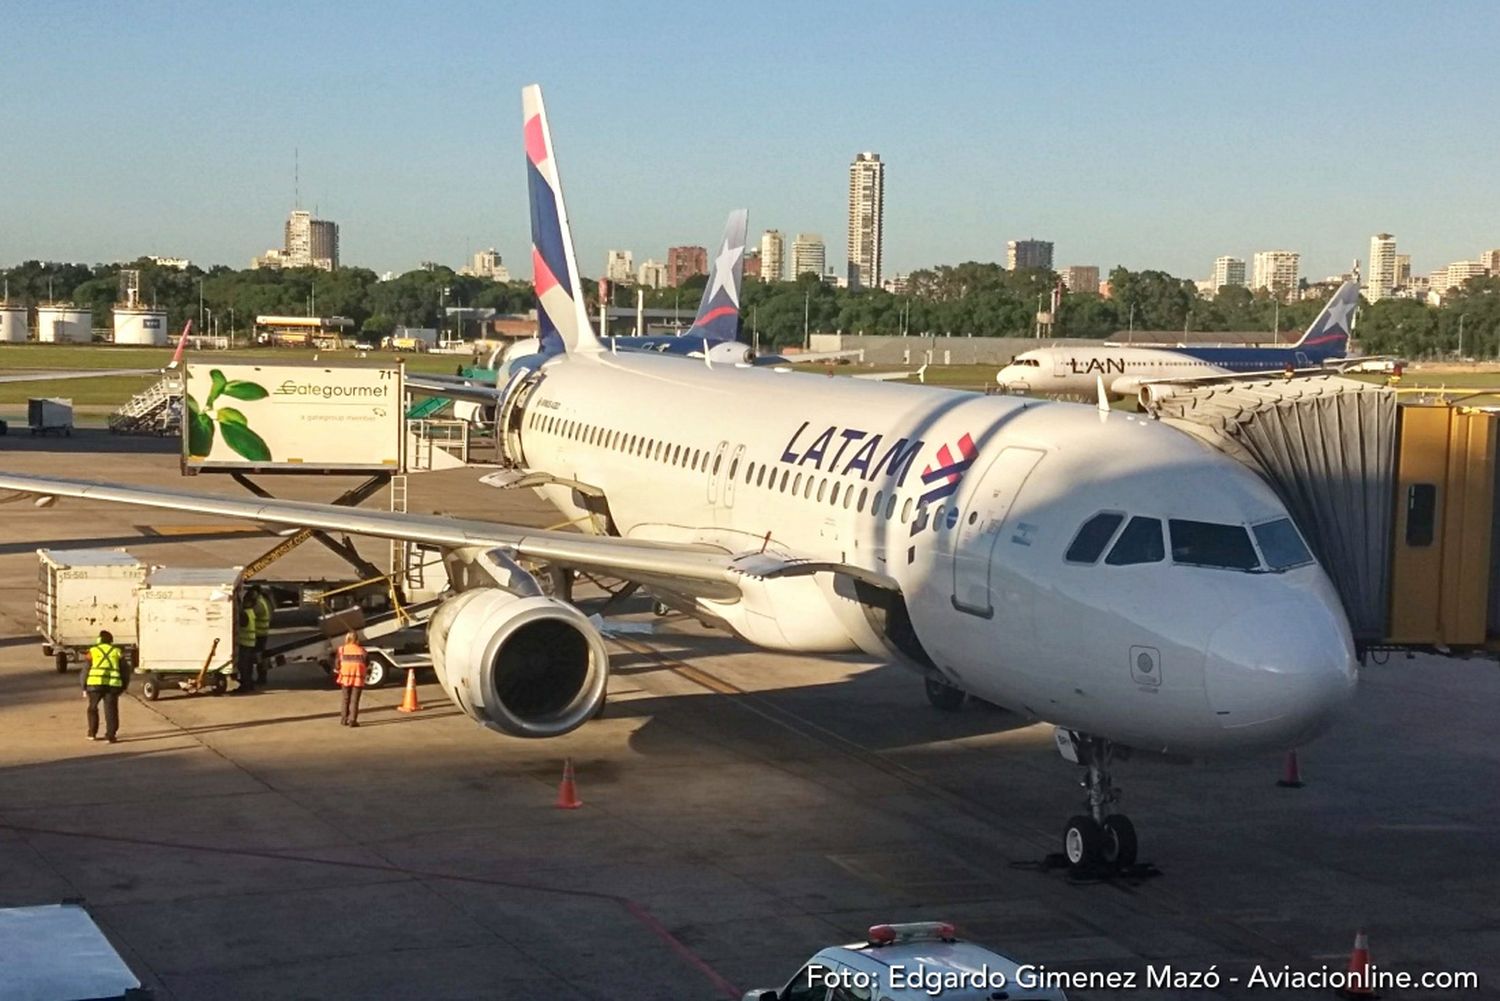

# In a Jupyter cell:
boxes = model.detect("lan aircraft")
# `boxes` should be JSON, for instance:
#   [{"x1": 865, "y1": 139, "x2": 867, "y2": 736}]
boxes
[
  {"x1": 995, "y1": 282, "x2": 1359, "y2": 404},
  {"x1": 0, "y1": 86, "x2": 1357, "y2": 870}
]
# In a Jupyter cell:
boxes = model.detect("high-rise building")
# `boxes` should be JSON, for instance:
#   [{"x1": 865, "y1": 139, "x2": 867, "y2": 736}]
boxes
[
  {"x1": 760, "y1": 230, "x2": 786, "y2": 282},
  {"x1": 1394, "y1": 254, "x2": 1412, "y2": 286},
  {"x1": 1480, "y1": 249, "x2": 1500, "y2": 274},
  {"x1": 460, "y1": 248, "x2": 510, "y2": 281},
  {"x1": 666, "y1": 246, "x2": 708, "y2": 287},
  {"x1": 1252, "y1": 250, "x2": 1300, "y2": 300},
  {"x1": 1434, "y1": 260, "x2": 1487, "y2": 296},
  {"x1": 790, "y1": 233, "x2": 826, "y2": 279},
  {"x1": 1211, "y1": 256, "x2": 1247, "y2": 290},
  {"x1": 605, "y1": 250, "x2": 635, "y2": 284},
  {"x1": 846, "y1": 152, "x2": 885, "y2": 289},
  {"x1": 253, "y1": 209, "x2": 339, "y2": 270},
  {"x1": 1060, "y1": 265, "x2": 1100, "y2": 293},
  {"x1": 637, "y1": 259, "x2": 667, "y2": 289},
  {"x1": 1366, "y1": 233, "x2": 1397, "y2": 301},
  {"x1": 743, "y1": 250, "x2": 761, "y2": 279},
  {"x1": 1006, "y1": 239, "x2": 1054, "y2": 271}
]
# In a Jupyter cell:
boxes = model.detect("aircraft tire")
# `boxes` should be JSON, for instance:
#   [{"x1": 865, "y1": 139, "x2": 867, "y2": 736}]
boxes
[
  {"x1": 924, "y1": 677, "x2": 966, "y2": 712},
  {"x1": 1101, "y1": 814, "x2": 1138, "y2": 867},
  {"x1": 1064, "y1": 815, "x2": 1103, "y2": 868}
]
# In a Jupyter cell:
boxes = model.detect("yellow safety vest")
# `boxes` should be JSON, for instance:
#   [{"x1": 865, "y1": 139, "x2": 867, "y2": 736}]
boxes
[
  {"x1": 85, "y1": 643, "x2": 124, "y2": 688},
  {"x1": 251, "y1": 593, "x2": 272, "y2": 634},
  {"x1": 238, "y1": 605, "x2": 258, "y2": 646}
]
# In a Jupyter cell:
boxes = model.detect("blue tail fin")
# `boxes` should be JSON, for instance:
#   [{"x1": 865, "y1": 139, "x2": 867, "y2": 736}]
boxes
[
  {"x1": 522, "y1": 84, "x2": 601, "y2": 356},
  {"x1": 687, "y1": 209, "x2": 748, "y2": 342},
  {"x1": 1292, "y1": 280, "x2": 1358, "y2": 357}
]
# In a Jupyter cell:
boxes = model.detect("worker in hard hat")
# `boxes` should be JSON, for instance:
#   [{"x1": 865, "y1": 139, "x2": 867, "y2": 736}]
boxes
[
  {"x1": 334, "y1": 631, "x2": 368, "y2": 727},
  {"x1": 83, "y1": 630, "x2": 126, "y2": 743}
]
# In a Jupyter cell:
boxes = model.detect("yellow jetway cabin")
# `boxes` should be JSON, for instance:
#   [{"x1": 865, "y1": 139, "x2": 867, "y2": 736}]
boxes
[{"x1": 1148, "y1": 377, "x2": 1500, "y2": 657}]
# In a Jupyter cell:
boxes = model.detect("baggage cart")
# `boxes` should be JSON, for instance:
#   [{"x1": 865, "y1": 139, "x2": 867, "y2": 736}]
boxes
[
  {"x1": 36, "y1": 548, "x2": 146, "y2": 673},
  {"x1": 135, "y1": 566, "x2": 243, "y2": 700}
]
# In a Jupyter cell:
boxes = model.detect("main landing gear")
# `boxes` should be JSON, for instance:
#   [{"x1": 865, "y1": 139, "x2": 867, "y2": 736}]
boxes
[{"x1": 1057, "y1": 730, "x2": 1138, "y2": 872}]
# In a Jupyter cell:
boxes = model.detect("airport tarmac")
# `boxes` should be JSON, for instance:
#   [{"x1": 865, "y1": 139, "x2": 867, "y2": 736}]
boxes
[{"x1": 1, "y1": 431, "x2": 1497, "y2": 1000}]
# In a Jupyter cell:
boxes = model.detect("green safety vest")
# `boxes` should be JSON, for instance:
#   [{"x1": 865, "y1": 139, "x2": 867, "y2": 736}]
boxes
[{"x1": 85, "y1": 643, "x2": 124, "y2": 688}]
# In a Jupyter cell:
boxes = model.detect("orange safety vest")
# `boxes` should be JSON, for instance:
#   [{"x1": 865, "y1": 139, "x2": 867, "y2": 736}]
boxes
[{"x1": 335, "y1": 641, "x2": 368, "y2": 688}]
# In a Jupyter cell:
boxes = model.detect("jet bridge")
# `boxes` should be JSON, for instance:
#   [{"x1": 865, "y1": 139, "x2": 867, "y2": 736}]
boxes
[{"x1": 1146, "y1": 376, "x2": 1500, "y2": 656}]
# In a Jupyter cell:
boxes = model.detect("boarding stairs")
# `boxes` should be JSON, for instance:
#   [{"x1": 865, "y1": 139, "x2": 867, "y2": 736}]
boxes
[{"x1": 108, "y1": 375, "x2": 182, "y2": 437}]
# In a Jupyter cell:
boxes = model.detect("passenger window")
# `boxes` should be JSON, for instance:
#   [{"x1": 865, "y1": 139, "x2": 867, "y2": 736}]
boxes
[
  {"x1": 1105, "y1": 516, "x2": 1165, "y2": 565},
  {"x1": 858, "y1": 487, "x2": 868, "y2": 512},
  {"x1": 1066, "y1": 512, "x2": 1125, "y2": 564},
  {"x1": 728, "y1": 457, "x2": 739, "y2": 480},
  {"x1": 1406, "y1": 483, "x2": 1436, "y2": 546},
  {"x1": 885, "y1": 495, "x2": 897, "y2": 519},
  {"x1": 793, "y1": 473, "x2": 803, "y2": 495},
  {"x1": 1253, "y1": 518, "x2": 1313, "y2": 570},
  {"x1": 757, "y1": 466, "x2": 767, "y2": 487},
  {"x1": 830, "y1": 482, "x2": 841, "y2": 505},
  {"x1": 900, "y1": 497, "x2": 913, "y2": 522},
  {"x1": 782, "y1": 965, "x2": 831, "y2": 1001},
  {"x1": 817, "y1": 478, "x2": 827, "y2": 502},
  {"x1": 713, "y1": 453, "x2": 722, "y2": 474},
  {"x1": 692, "y1": 449, "x2": 701, "y2": 469},
  {"x1": 1169, "y1": 519, "x2": 1259, "y2": 570},
  {"x1": 804, "y1": 476, "x2": 814, "y2": 499},
  {"x1": 872, "y1": 489, "x2": 883, "y2": 514}
]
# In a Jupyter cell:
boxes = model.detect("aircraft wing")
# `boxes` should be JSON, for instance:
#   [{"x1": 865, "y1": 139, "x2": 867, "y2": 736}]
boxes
[
  {"x1": 0, "y1": 472, "x2": 898, "y2": 602},
  {"x1": 0, "y1": 369, "x2": 157, "y2": 383},
  {"x1": 1118, "y1": 363, "x2": 1340, "y2": 396},
  {"x1": 405, "y1": 374, "x2": 505, "y2": 404}
]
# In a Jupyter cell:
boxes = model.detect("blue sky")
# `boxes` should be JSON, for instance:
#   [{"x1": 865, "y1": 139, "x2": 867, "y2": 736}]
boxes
[{"x1": 6, "y1": 1, "x2": 1498, "y2": 283}]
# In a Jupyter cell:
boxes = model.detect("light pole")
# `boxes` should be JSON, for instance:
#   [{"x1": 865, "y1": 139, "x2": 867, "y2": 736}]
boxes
[
  {"x1": 803, "y1": 290, "x2": 811, "y2": 350},
  {"x1": 1458, "y1": 313, "x2": 1467, "y2": 358},
  {"x1": 197, "y1": 278, "x2": 204, "y2": 331}
]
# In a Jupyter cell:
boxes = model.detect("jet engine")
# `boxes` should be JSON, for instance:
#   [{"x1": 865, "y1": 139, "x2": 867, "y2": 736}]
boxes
[{"x1": 427, "y1": 587, "x2": 609, "y2": 738}]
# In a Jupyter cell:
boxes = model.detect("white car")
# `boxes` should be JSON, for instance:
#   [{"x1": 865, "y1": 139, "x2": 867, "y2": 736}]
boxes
[{"x1": 742, "y1": 922, "x2": 1068, "y2": 1000}]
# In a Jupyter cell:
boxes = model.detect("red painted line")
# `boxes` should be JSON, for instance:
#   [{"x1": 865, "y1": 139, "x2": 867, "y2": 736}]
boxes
[{"x1": 1, "y1": 821, "x2": 740, "y2": 999}]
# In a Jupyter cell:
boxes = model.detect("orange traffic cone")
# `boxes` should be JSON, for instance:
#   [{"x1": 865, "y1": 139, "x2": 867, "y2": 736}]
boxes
[
  {"x1": 1277, "y1": 750, "x2": 1304, "y2": 788},
  {"x1": 556, "y1": 758, "x2": 583, "y2": 809},
  {"x1": 1337, "y1": 929, "x2": 1378, "y2": 999},
  {"x1": 397, "y1": 668, "x2": 423, "y2": 713}
]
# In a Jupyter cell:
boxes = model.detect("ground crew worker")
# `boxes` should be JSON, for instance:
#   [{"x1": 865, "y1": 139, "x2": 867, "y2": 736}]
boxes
[
  {"x1": 250, "y1": 586, "x2": 273, "y2": 685},
  {"x1": 83, "y1": 630, "x2": 126, "y2": 743},
  {"x1": 234, "y1": 598, "x2": 258, "y2": 693},
  {"x1": 335, "y1": 631, "x2": 368, "y2": 727}
]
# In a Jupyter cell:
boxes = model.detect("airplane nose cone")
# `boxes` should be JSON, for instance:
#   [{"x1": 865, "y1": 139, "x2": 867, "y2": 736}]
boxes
[{"x1": 1204, "y1": 596, "x2": 1357, "y2": 747}]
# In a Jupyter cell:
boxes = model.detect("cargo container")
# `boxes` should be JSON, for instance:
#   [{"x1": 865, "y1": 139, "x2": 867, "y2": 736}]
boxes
[
  {"x1": 27, "y1": 397, "x2": 73, "y2": 436},
  {"x1": 135, "y1": 566, "x2": 243, "y2": 700},
  {"x1": 36, "y1": 548, "x2": 146, "y2": 672}
]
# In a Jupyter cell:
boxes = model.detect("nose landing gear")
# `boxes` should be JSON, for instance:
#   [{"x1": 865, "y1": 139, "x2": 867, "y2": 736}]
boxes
[{"x1": 1058, "y1": 730, "x2": 1139, "y2": 871}]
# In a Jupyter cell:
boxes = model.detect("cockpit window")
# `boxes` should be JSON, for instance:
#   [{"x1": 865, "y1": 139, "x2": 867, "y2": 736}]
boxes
[
  {"x1": 1169, "y1": 519, "x2": 1260, "y2": 570},
  {"x1": 1253, "y1": 518, "x2": 1314, "y2": 570},
  {"x1": 1104, "y1": 516, "x2": 1164, "y2": 565},
  {"x1": 1065, "y1": 512, "x2": 1125, "y2": 564}
]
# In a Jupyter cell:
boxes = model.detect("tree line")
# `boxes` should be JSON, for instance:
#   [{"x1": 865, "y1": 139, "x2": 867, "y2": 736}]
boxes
[{"x1": 5, "y1": 257, "x2": 1496, "y2": 360}]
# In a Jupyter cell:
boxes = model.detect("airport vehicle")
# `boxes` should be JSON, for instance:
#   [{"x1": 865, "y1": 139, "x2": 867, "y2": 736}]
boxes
[
  {"x1": 995, "y1": 281, "x2": 1359, "y2": 402},
  {"x1": 0, "y1": 85, "x2": 1358, "y2": 870},
  {"x1": 27, "y1": 396, "x2": 73, "y2": 436},
  {"x1": 134, "y1": 566, "x2": 241, "y2": 699},
  {"x1": 0, "y1": 902, "x2": 145, "y2": 1000},
  {"x1": 741, "y1": 921, "x2": 1068, "y2": 1001},
  {"x1": 36, "y1": 548, "x2": 145, "y2": 673}
]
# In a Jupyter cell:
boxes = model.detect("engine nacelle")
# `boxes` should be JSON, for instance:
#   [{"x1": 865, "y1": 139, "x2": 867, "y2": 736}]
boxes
[{"x1": 427, "y1": 588, "x2": 609, "y2": 738}]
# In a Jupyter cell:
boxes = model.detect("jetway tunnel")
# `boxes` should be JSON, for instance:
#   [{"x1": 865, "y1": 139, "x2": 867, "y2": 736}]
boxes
[{"x1": 1146, "y1": 376, "x2": 1500, "y2": 656}]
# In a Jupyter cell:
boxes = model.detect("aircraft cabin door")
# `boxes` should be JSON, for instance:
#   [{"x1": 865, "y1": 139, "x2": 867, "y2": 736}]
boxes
[
  {"x1": 951, "y1": 446, "x2": 1046, "y2": 617},
  {"x1": 723, "y1": 444, "x2": 745, "y2": 508},
  {"x1": 1051, "y1": 353, "x2": 1068, "y2": 378},
  {"x1": 706, "y1": 440, "x2": 729, "y2": 503}
]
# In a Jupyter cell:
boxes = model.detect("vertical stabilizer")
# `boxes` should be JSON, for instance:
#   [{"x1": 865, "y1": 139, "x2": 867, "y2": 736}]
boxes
[
  {"x1": 688, "y1": 209, "x2": 748, "y2": 342},
  {"x1": 522, "y1": 85, "x2": 602, "y2": 355},
  {"x1": 1292, "y1": 280, "x2": 1358, "y2": 357}
]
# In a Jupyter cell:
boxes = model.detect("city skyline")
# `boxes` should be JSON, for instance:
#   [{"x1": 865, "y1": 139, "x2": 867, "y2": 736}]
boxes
[{"x1": 4, "y1": 2, "x2": 1498, "y2": 282}]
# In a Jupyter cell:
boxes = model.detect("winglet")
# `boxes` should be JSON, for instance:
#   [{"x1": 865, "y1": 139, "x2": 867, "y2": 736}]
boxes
[
  {"x1": 167, "y1": 320, "x2": 192, "y2": 370},
  {"x1": 688, "y1": 209, "x2": 748, "y2": 343},
  {"x1": 1292, "y1": 280, "x2": 1358, "y2": 355},
  {"x1": 1096, "y1": 375, "x2": 1110, "y2": 414},
  {"x1": 522, "y1": 84, "x2": 602, "y2": 355}
]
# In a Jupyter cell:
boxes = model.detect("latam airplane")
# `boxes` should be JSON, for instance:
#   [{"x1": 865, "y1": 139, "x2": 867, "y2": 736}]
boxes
[
  {"x1": 0, "y1": 86, "x2": 1357, "y2": 871},
  {"x1": 995, "y1": 282, "x2": 1360, "y2": 404}
]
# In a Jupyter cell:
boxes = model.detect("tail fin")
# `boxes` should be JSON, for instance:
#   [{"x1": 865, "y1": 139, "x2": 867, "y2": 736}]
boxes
[
  {"x1": 167, "y1": 320, "x2": 192, "y2": 369},
  {"x1": 522, "y1": 84, "x2": 601, "y2": 355},
  {"x1": 688, "y1": 209, "x2": 748, "y2": 342},
  {"x1": 1292, "y1": 280, "x2": 1358, "y2": 355}
]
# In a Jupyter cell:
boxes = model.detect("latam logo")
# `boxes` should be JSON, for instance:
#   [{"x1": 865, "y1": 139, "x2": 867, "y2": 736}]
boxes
[{"x1": 779, "y1": 422, "x2": 924, "y2": 487}]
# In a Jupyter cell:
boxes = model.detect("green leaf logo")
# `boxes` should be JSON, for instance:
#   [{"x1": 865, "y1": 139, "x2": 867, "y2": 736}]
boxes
[
  {"x1": 185, "y1": 393, "x2": 215, "y2": 457},
  {"x1": 221, "y1": 422, "x2": 271, "y2": 462},
  {"x1": 222, "y1": 380, "x2": 269, "y2": 401},
  {"x1": 187, "y1": 375, "x2": 275, "y2": 463}
]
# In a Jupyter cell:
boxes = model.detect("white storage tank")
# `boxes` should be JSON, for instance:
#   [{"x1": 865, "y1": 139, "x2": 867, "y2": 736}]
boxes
[
  {"x1": 0, "y1": 304, "x2": 27, "y2": 342},
  {"x1": 112, "y1": 306, "x2": 169, "y2": 346},
  {"x1": 36, "y1": 305, "x2": 92, "y2": 343}
]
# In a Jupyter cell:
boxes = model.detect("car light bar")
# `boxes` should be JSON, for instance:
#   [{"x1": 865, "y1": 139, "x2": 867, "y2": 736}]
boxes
[{"x1": 867, "y1": 921, "x2": 957, "y2": 946}]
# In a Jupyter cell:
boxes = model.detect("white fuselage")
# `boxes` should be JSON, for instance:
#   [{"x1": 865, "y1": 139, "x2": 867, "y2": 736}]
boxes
[
  {"x1": 513, "y1": 351, "x2": 1356, "y2": 756},
  {"x1": 996, "y1": 345, "x2": 1307, "y2": 399}
]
